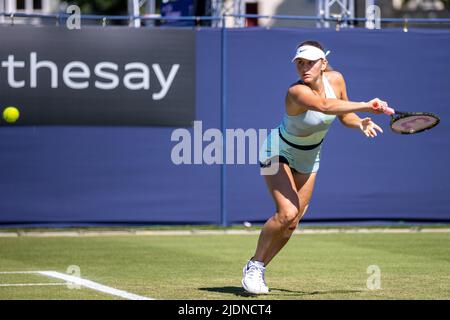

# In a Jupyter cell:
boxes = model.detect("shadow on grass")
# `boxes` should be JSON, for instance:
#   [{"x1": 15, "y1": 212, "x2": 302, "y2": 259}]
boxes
[
  {"x1": 199, "y1": 286, "x2": 363, "y2": 298},
  {"x1": 199, "y1": 286, "x2": 260, "y2": 298}
]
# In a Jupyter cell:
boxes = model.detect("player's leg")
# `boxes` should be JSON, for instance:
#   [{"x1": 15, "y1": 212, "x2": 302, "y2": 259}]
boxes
[
  {"x1": 263, "y1": 172, "x2": 317, "y2": 266},
  {"x1": 253, "y1": 163, "x2": 301, "y2": 264},
  {"x1": 242, "y1": 163, "x2": 299, "y2": 294}
]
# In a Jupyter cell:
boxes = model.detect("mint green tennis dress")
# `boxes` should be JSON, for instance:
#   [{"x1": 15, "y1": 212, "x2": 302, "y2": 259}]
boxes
[{"x1": 259, "y1": 75, "x2": 337, "y2": 174}]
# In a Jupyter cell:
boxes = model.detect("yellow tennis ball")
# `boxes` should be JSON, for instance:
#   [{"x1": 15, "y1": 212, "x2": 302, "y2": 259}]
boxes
[{"x1": 3, "y1": 106, "x2": 20, "y2": 123}]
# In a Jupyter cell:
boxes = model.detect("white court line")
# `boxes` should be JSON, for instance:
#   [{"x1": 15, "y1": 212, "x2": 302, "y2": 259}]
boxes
[
  {"x1": 38, "y1": 271, "x2": 153, "y2": 300},
  {"x1": 0, "y1": 283, "x2": 66, "y2": 287},
  {"x1": 0, "y1": 271, "x2": 154, "y2": 300},
  {"x1": 0, "y1": 271, "x2": 43, "y2": 274}
]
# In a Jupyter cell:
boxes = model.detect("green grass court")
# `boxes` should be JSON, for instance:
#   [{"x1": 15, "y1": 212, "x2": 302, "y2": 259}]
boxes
[{"x1": 1, "y1": 230, "x2": 449, "y2": 300}]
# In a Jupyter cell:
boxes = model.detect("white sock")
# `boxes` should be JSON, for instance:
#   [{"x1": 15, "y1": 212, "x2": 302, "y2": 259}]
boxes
[{"x1": 252, "y1": 260, "x2": 265, "y2": 268}]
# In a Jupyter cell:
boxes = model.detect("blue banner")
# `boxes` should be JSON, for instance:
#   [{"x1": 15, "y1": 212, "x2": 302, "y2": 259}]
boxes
[{"x1": 0, "y1": 27, "x2": 449, "y2": 225}]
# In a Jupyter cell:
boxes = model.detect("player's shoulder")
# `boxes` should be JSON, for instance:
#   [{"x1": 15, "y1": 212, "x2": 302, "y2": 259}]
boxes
[
  {"x1": 287, "y1": 80, "x2": 311, "y2": 96},
  {"x1": 289, "y1": 79, "x2": 305, "y2": 88},
  {"x1": 325, "y1": 70, "x2": 346, "y2": 85}
]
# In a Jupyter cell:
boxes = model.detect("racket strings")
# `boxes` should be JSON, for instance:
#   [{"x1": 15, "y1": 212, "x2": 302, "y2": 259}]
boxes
[{"x1": 391, "y1": 113, "x2": 439, "y2": 134}]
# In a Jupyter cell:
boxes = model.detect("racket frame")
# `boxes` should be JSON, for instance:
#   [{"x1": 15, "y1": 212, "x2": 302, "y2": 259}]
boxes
[{"x1": 390, "y1": 111, "x2": 440, "y2": 134}]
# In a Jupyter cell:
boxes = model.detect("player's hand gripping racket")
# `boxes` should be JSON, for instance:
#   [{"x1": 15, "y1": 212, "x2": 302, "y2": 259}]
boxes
[{"x1": 381, "y1": 106, "x2": 440, "y2": 134}]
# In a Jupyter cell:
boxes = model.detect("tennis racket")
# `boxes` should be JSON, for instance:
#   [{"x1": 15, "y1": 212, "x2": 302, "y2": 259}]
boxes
[{"x1": 383, "y1": 107, "x2": 440, "y2": 134}]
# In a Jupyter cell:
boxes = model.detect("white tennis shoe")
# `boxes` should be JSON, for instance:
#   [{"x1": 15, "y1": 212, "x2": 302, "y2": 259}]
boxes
[{"x1": 241, "y1": 260, "x2": 269, "y2": 294}]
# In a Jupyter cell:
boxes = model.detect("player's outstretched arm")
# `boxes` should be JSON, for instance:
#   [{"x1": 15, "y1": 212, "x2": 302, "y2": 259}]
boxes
[{"x1": 287, "y1": 84, "x2": 388, "y2": 116}]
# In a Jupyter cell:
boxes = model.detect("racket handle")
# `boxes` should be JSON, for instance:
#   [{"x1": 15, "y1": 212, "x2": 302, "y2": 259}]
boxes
[{"x1": 384, "y1": 106, "x2": 395, "y2": 115}]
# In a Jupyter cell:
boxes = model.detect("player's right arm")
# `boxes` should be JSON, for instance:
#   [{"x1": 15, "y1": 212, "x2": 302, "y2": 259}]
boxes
[{"x1": 286, "y1": 84, "x2": 387, "y2": 116}]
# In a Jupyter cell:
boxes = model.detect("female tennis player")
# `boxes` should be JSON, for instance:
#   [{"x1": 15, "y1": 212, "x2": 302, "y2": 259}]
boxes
[{"x1": 242, "y1": 40, "x2": 388, "y2": 294}]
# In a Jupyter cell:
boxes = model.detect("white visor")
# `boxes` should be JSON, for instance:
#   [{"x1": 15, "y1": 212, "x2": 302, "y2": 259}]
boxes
[{"x1": 292, "y1": 45, "x2": 330, "y2": 62}]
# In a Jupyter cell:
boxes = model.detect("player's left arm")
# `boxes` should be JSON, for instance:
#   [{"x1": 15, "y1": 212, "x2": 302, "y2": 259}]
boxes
[{"x1": 333, "y1": 71, "x2": 383, "y2": 138}]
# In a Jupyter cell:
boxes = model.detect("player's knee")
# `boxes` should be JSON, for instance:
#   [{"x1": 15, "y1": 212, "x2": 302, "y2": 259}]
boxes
[
  {"x1": 277, "y1": 204, "x2": 299, "y2": 227},
  {"x1": 283, "y1": 204, "x2": 309, "y2": 236}
]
